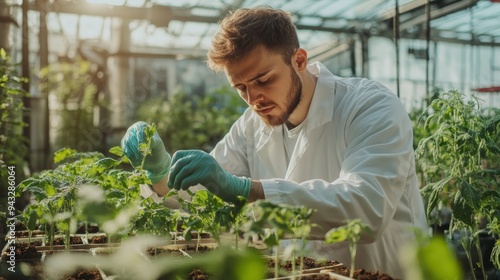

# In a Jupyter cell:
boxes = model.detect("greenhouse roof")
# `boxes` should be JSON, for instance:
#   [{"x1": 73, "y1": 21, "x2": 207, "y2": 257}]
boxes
[{"x1": 9, "y1": 0, "x2": 500, "y2": 59}]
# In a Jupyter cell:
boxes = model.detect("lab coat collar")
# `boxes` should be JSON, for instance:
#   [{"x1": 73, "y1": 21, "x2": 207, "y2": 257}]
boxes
[{"x1": 304, "y1": 62, "x2": 336, "y2": 130}]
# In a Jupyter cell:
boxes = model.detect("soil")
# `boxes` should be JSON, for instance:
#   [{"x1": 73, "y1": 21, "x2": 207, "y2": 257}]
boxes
[
  {"x1": 146, "y1": 244, "x2": 213, "y2": 257},
  {"x1": 76, "y1": 225, "x2": 101, "y2": 234},
  {"x1": 271, "y1": 257, "x2": 341, "y2": 271},
  {"x1": 15, "y1": 240, "x2": 43, "y2": 246},
  {"x1": 349, "y1": 269, "x2": 397, "y2": 280},
  {"x1": 61, "y1": 268, "x2": 103, "y2": 280},
  {"x1": 186, "y1": 256, "x2": 397, "y2": 280},
  {"x1": 15, "y1": 230, "x2": 45, "y2": 237},
  {"x1": 188, "y1": 268, "x2": 211, "y2": 280},
  {"x1": 4, "y1": 238, "x2": 397, "y2": 280},
  {"x1": 89, "y1": 235, "x2": 108, "y2": 244},
  {"x1": 265, "y1": 257, "x2": 341, "y2": 279},
  {"x1": 51, "y1": 236, "x2": 84, "y2": 245},
  {"x1": 299, "y1": 275, "x2": 331, "y2": 280},
  {"x1": 2, "y1": 243, "x2": 42, "y2": 260},
  {"x1": 190, "y1": 232, "x2": 211, "y2": 239}
]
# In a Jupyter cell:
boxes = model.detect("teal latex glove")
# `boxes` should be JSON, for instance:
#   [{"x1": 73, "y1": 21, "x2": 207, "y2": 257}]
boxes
[
  {"x1": 120, "y1": 121, "x2": 171, "y2": 184},
  {"x1": 168, "y1": 150, "x2": 251, "y2": 203}
]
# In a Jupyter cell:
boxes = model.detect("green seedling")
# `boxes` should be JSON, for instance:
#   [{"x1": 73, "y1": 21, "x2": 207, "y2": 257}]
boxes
[
  {"x1": 325, "y1": 219, "x2": 371, "y2": 278},
  {"x1": 241, "y1": 200, "x2": 316, "y2": 278}
]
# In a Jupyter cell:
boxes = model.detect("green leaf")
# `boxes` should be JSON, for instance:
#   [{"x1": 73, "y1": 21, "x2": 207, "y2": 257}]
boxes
[
  {"x1": 54, "y1": 148, "x2": 78, "y2": 163},
  {"x1": 325, "y1": 228, "x2": 348, "y2": 243},
  {"x1": 451, "y1": 191, "x2": 475, "y2": 227},
  {"x1": 45, "y1": 184, "x2": 56, "y2": 197},
  {"x1": 417, "y1": 236, "x2": 463, "y2": 280},
  {"x1": 492, "y1": 241, "x2": 500, "y2": 269},
  {"x1": 144, "y1": 123, "x2": 156, "y2": 139},
  {"x1": 27, "y1": 208, "x2": 39, "y2": 231},
  {"x1": 106, "y1": 189, "x2": 126, "y2": 200},
  {"x1": 96, "y1": 157, "x2": 120, "y2": 169},
  {"x1": 421, "y1": 176, "x2": 452, "y2": 217},
  {"x1": 28, "y1": 186, "x2": 49, "y2": 201},
  {"x1": 109, "y1": 146, "x2": 124, "y2": 157}
]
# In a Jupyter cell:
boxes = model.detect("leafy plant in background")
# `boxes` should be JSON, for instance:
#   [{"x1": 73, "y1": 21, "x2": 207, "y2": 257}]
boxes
[
  {"x1": 408, "y1": 87, "x2": 441, "y2": 189},
  {"x1": 39, "y1": 58, "x2": 100, "y2": 152},
  {"x1": 134, "y1": 86, "x2": 247, "y2": 152},
  {"x1": 325, "y1": 219, "x2": 371, "y2": 278},
  {"x1": 0, "y1": 48, "x2": 28, "y2": 243},
  {"x1": 0, "y1": 48, "x2": 28, "y2": 174},
  {"x1": 415, "y1": 90, "x2": 500, "y2": 279}
]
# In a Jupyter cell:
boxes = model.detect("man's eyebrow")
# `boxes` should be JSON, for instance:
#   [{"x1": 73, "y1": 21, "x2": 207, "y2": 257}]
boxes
[{"x1": 232, "y1": 70, "x2": 271, "y2": 88}]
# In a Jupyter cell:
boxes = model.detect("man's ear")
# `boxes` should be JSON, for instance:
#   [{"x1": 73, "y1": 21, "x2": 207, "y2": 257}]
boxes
[{"x1": 292, "y1": 48, "x2": 308, "y2": 71}]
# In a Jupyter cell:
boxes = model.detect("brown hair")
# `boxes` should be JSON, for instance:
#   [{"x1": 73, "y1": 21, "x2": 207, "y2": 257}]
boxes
[{"x1": 207, "y1": 6, "x2": 299, "y2": 72}]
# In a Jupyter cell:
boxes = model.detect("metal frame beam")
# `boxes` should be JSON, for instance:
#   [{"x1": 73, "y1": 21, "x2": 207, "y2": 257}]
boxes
[{"x1": 26, "y1": 1, "x2": 500, "y2": 48}]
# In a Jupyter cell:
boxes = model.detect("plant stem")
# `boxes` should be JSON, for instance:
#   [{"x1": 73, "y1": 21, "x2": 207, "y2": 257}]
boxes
[
  {"x1": 292, "y1": 239, "x2": 296, "y2": 277},
  {"x1": 350, "y1": 243, "x2": 357, "y2": 278},
  {"x1": 299, "y1": 237, "x2": 305, "y2": 274},
  {"x1": 196, "y1": 232, "x2": 201, "y2": 252},
  {"x1": 49, "y1": 223, "x2": 55, "y2": 251},
  {"x1": 275, "y1": 245, "x2": 280, "y2": 279},
  {"x1": 65, "y1": 224, "x2": 70, "y2": 251},
  {"x1": 235, "y1": 231, "x2": 239, "y2": 251},
  {"x1": 475, "y1": 235, "x2": 487, "y2": 280},
  {"x1": 85, "y1": 222, "x2": 88, "y2": 242},
  {"x1": 462, "y1": 237, "x2": 478, "y2": 280}
]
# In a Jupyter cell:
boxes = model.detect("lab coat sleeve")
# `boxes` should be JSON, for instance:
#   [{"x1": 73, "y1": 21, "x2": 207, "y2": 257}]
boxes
[
  {"x1": 263, "y1": 87, "x2": 417, "y2": 243},
  {"x1": 210, "y1": 108, "x2": 253, "y2": 177}
]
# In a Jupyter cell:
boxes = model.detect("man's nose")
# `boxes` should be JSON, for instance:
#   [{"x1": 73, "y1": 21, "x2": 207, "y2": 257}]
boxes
[{"x1": 247, "y1": 87, "x2": 264, "y2": 107}]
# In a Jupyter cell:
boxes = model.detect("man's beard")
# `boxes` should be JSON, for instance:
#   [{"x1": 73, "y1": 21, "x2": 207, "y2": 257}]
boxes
[{"x1": 259, "y1": 68, "x2": 302, "y2": 127}]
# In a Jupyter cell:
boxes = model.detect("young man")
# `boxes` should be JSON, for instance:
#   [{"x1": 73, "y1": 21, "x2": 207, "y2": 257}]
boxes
[{"x1": 121, "y1": 7, "x2": 427, "y2": 278}]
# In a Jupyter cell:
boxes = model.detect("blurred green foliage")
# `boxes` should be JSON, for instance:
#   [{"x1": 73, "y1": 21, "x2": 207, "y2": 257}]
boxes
[
  {"x1": 0, "y1": 48, "x2": 28, "y2": 183},
  {"x1": 39, "y1": 58, "x2": 99, "y2": 152},
  {"x1": 400, "y1": 232, "x2": 463, "y2": 280},
  {"x1": 135, "y1": 86, "x2": 247, "y2": 153},
  {"x1": 0, "y1": 49, "x2": 29, "y2": 246}
]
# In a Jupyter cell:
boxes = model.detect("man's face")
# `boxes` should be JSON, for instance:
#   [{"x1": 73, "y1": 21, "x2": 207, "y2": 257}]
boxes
[{"x1": 225, "y1": 45, "x2": 303, "y2": 126}]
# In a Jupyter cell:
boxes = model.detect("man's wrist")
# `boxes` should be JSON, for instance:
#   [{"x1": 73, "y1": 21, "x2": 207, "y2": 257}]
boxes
[
  {"x1": 146, "y1": 151, "x2": 172, "y2": 184},
  {"x1": 151, "y1": 175, "x2": 170, "y2": 197},
  {"x1": 247, "y1": 180, "x2": 265, "y2": 202}
]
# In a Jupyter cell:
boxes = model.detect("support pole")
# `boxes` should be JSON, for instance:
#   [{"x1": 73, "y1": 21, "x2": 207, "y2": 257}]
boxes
[
  {"x1": 21, "y1": 0, "x2": 30, "y2": 168},
  {"x1": 425, "y1": 0, "x2": 431, "y2": 104},
  {"x1": 394, "y1": 0, "x2": 400, "y2": 98},
  {"x1": 38, "y1": 0, "x2": 50, "y2": 170}
]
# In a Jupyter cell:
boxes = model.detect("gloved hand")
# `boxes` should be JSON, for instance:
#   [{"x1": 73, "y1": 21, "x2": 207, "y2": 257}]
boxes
[
  {"x1": 121, "y1": 121, "x2": 171, "y2": 184},
  {"x1": 168, "y1": 150, "x2": 251, "y2": 203}
]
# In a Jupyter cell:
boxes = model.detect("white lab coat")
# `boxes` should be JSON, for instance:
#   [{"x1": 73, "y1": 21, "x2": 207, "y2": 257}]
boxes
[{"x1": 210, "y1": 62, "x2": 428, "y2": 278}]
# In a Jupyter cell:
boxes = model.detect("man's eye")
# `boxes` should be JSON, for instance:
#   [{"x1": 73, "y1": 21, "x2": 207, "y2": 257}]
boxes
[
  {"x1": 236, "y1": 86, "x2": 247, "y2": 97},
  {"x1": 257, "y1": 78, "x2": 270, "y2": 85}
]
